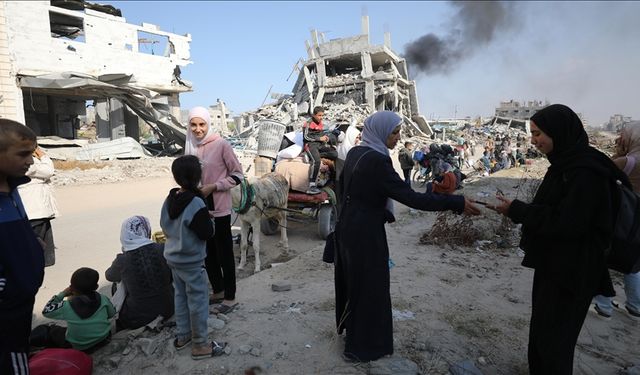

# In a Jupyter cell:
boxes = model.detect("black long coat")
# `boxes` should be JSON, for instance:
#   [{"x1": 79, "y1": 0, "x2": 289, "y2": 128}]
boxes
[{"x1": 334, "y1": 146, "x2": 464, "y2": 362}]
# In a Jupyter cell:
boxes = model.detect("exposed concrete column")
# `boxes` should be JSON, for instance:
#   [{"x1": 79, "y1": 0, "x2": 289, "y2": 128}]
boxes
[
  {"x1": 361, "y1": 15, "x2": 369, "y2": 43},
  {"x1": 168, "y1": 93, "x2": 182, "y2": 121},
  {"x1": 361, "y1": 51, "x2": 373, "y2": 78},
  {"x1": 109, "y1": 98, "x2": 125, "y2": 140},
  {"x1": 305, "y1": 40, "x2": 315, "y2": 60},
  {"x1": 365, "y1": 80, "x2": 375, "y2": 112},
  {"x1": 315, "y1": 61, "x2": 326, "y2": 87},
  {"x1": 408, "y1": 83, "x2": 420, "y2": 115},
  {"x1": 398, "y1": 60, "x2": 409, "y2": 80},
  {"x1": 95, "y1": 99, "x2": 110, "y2": 142}
]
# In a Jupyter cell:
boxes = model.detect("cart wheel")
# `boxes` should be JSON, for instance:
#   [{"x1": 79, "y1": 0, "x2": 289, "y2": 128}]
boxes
[
  {"x1": 260, "y1": 217, "x2": 279, "y2": 235},
  {"x1": 318, "y1": 204, "x2": 337, "y2": 240}
]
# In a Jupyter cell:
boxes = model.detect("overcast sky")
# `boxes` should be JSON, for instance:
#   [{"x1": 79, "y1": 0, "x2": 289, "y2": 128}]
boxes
[{"x1": 108, "y1": 1, "x2": 640, "y2": 126}]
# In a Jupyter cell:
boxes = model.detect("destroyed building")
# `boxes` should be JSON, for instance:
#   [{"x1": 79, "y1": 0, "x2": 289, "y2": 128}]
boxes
[
  {"x1": 235, "y1": 16, "x2": 432, "y2": 138},
  {"x1": 495, "y1": 100, "x2": 549, "y2": 120},
  {"x1": 603, "y1": 114, "x2": 633, "y2": 132},
  {"x1": 0, "y1": 0, "x2": 191, "y2": 148}
]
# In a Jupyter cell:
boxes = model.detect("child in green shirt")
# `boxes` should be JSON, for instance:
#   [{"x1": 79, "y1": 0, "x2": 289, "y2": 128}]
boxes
[{"x1": 31, "y1": 267, "x2": 115, "y2": 352}]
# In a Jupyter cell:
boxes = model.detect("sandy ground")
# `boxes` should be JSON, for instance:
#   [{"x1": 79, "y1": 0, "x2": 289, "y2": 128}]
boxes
[{"x1": 33, "y1": 156, "x2": 639, "y2": 375}]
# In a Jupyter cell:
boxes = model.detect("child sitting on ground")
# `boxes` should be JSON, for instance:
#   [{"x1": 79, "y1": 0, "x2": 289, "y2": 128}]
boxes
[
  {"x1": 31, "y1": 267, "x2": 115, "y2": 353},
  {"x1": 160, "y1": 155, "x2": 222, "y2": 360}
]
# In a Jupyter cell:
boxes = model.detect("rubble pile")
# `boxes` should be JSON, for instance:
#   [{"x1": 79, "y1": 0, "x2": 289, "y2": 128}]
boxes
[
  {"x1": 231, "y1": 21, "x2": 431, "y2": 154},
  {"x1": 52, "y1": 157, "x2": 174, "y2": 186}
]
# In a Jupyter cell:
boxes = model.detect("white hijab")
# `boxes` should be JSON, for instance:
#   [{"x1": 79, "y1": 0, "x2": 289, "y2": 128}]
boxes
[
  {"x1": 359, "y1": 111, "x2": 403, "y2": 156},
  {"x1": 359, "y1": 111, "x2": 403, "y2": 217},
  {"x1": 120, "y1": 216, "x2": 153, "y2": 252},
  {"x1": 184, "y1": 106, "x2": 214, "y2": 156}
]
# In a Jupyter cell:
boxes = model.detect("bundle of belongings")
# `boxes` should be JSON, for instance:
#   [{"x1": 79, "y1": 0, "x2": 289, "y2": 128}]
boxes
[{"x1": 275, "y1": 124, "x2": 360, "y2": 193}]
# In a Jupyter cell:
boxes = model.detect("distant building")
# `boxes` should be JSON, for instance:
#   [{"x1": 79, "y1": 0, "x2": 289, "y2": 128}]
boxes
[
  {"x1": 604, "y1": 114, "x2": 633, "y2": 132},
  {"x1": 495, "y1": 100, "x2": 549, "y2": 120}
]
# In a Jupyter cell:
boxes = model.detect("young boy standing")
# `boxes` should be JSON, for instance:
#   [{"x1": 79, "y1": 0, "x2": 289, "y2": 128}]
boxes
[
  {"x1": 0, "y1": 120, "x2": 45, "y2": 375},
  {"x1": 161, "y1": 155, "x2": 216, "y2": 360}
]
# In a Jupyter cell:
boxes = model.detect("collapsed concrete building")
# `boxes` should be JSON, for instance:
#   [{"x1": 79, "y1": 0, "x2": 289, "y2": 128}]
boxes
[
  {"x1": 234, "y1": 16, "x2": 432, "y2": 139},
  {"x1": 0, "y1": 0, "x2": 191, "y2": 148}
]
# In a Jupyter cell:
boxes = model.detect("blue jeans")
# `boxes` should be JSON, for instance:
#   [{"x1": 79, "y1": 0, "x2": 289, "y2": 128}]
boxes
[
  {"x1": 594, "y1": 271, "x2": 640, "y2": 315},
  {"x1": 171, "y1": 264, "x2": 210, "y2": 345}
]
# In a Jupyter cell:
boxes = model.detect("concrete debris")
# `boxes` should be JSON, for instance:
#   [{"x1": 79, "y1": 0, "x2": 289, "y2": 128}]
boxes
[
  {"x1": 136, "y1": 337, "x2": 161, "y2": 356},
  {"x1": 238, "y1": 344, "x2": 253, "y2": 354},
  {"x1": 391, "y1": 309, "x2": 415, "y2": 321},
  {"x1": 207, "y1": 317, "x2": 226, "y2": 331},
  {"x1": 449, "y1": 360, "x2": 484, "y2": 375},
  {"x1": 271, "y1": 282, "x2": 292, "y2": 292},
  {"x1": 368, "y1": 356, "x2": 419, "y2": 375}
]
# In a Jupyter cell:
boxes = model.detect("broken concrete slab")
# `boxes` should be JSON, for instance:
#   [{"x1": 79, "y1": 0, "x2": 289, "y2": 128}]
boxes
[{"x1": 271, "y1": 282, "x2": 292, "y2": 292}]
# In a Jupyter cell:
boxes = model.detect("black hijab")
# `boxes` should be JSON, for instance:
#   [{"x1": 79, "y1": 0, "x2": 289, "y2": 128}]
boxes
[{"x1": 532, "y1": 104, "x2": 628, "y2": 184}]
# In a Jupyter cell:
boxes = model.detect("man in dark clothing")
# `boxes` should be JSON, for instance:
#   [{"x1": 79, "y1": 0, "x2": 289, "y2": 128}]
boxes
[
  {"x1": 398, "y1": 141, "x2": 414, "y2": 185},
  {"x1": 0, "y1": 120, "x2": 45, "y2": 375},
  {"x1": 303, "y1": 106, "x2": 337, "y2": 194}
]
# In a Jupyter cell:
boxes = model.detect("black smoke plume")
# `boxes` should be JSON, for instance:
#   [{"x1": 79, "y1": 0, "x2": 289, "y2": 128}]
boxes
[{"x1": 404, "y1": 1, "x2": 516, "y2": 76}]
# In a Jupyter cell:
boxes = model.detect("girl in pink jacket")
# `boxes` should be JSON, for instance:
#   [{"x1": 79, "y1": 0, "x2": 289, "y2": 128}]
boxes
[{"x1": 185, "y1": 107, "x2": 243, "y2": 313}]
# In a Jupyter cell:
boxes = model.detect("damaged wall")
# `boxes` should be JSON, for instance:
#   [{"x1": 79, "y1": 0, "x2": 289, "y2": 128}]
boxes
[{"x1": 4, "y1": 1, "x2": 192, "y2": 92}]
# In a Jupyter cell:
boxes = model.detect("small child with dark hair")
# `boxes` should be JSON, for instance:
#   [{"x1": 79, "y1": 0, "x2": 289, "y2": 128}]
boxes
[
  {"x1": 31, "y1": 267, "x2": 115, "y2": 352},
  {"x1": 160, "y1": 155, "x2": 217, "y2": 360}
]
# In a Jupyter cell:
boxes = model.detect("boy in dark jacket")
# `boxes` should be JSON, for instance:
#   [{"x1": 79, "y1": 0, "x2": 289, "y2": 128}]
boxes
[
  {"x1": 0, "y1": 120, "x2": 44, "y2": 375},
  {"x1": 31, "y1": 267, "x2": 115, "y2": 352},
  {"x1": 161, "y1": 155, "x2": 217, "y2": 360}
]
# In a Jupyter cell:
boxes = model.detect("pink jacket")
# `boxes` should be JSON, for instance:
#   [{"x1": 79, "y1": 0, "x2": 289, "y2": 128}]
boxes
[{"x1": 193, "y1": 135, "x2": 243, "y2": 217}]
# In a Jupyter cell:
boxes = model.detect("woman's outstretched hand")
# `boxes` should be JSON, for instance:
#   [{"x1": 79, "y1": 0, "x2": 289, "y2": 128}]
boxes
[
  {"x1": 463, "y1": 197, "x2": 481, "y2": 215},
  {"x1": 488, "y1": 195, "x2": 512, "y2": 215}
]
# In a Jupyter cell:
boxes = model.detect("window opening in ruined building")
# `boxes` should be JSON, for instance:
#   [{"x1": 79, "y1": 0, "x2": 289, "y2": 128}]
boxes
[
  {"x1": 137, "y1": 31, "x2": 170, "y2": 56},
  {"x1": 325, "y1": 54, "x2": 362, "y2": 76},
  {"x1": 49, "y1": 11, "x2": 85, "y2": 42}
]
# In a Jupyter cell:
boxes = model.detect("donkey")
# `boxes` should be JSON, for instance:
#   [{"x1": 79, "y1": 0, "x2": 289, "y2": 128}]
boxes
[{"x1": 231, "y1": 172, "x2": 289, "y2": 273}]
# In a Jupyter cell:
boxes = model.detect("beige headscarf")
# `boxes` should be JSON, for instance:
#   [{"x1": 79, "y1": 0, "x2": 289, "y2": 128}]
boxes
[{"x1": 614, "y1": 121, "x2": 640, "y2": 192}]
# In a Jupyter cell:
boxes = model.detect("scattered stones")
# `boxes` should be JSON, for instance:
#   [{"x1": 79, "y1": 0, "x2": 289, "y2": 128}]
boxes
[
  {"x1": 250, "y1": 347, "x2": 262, "y2": 357},
  {"x1": 368, "y1": 356, "x2": 419, "y2": 375},
  {"x1": 449, "y1": 359, "x2": 483, "y2": 375},
  {"x1": 477, "y1": 356, "x2": 487, "y2": 366},
  {"x1": 217, "y1": 313, "x2": 230, "y2": 322},
  {"x1": 238, "y1": 344, "x2": 252, "y2": 354},
  {"x1": 207, "y1": 317, "x2": 226, "y2": 331},
  {"x1": 136, "y1": 337, "x2": 161, "y2": 356},
  {"x1": 271, "y1": 282, "x2": 292, "y2": 292},
  {"x1": 106, "y1": 356, "x2": 121, "y2": 368}
]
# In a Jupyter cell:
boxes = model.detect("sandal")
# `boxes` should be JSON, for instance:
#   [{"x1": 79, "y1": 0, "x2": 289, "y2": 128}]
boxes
[
  {"x1": 209, "y1": 292, "x2": 225, "y2": 305},
  {"x1": 173, "y1": 337, "x2": 191, "y2": 351},
  {"x1": 211, "y1": 303, "x2": 238, "y2": 314}
]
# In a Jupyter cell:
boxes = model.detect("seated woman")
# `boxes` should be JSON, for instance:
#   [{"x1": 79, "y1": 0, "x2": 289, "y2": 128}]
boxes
[
  {"x1": 106, "y1": 216, "x2": 174, "y2": 330},
  {"x1": 431, "y1": 162, "x2": 457, "y2": 194}
]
